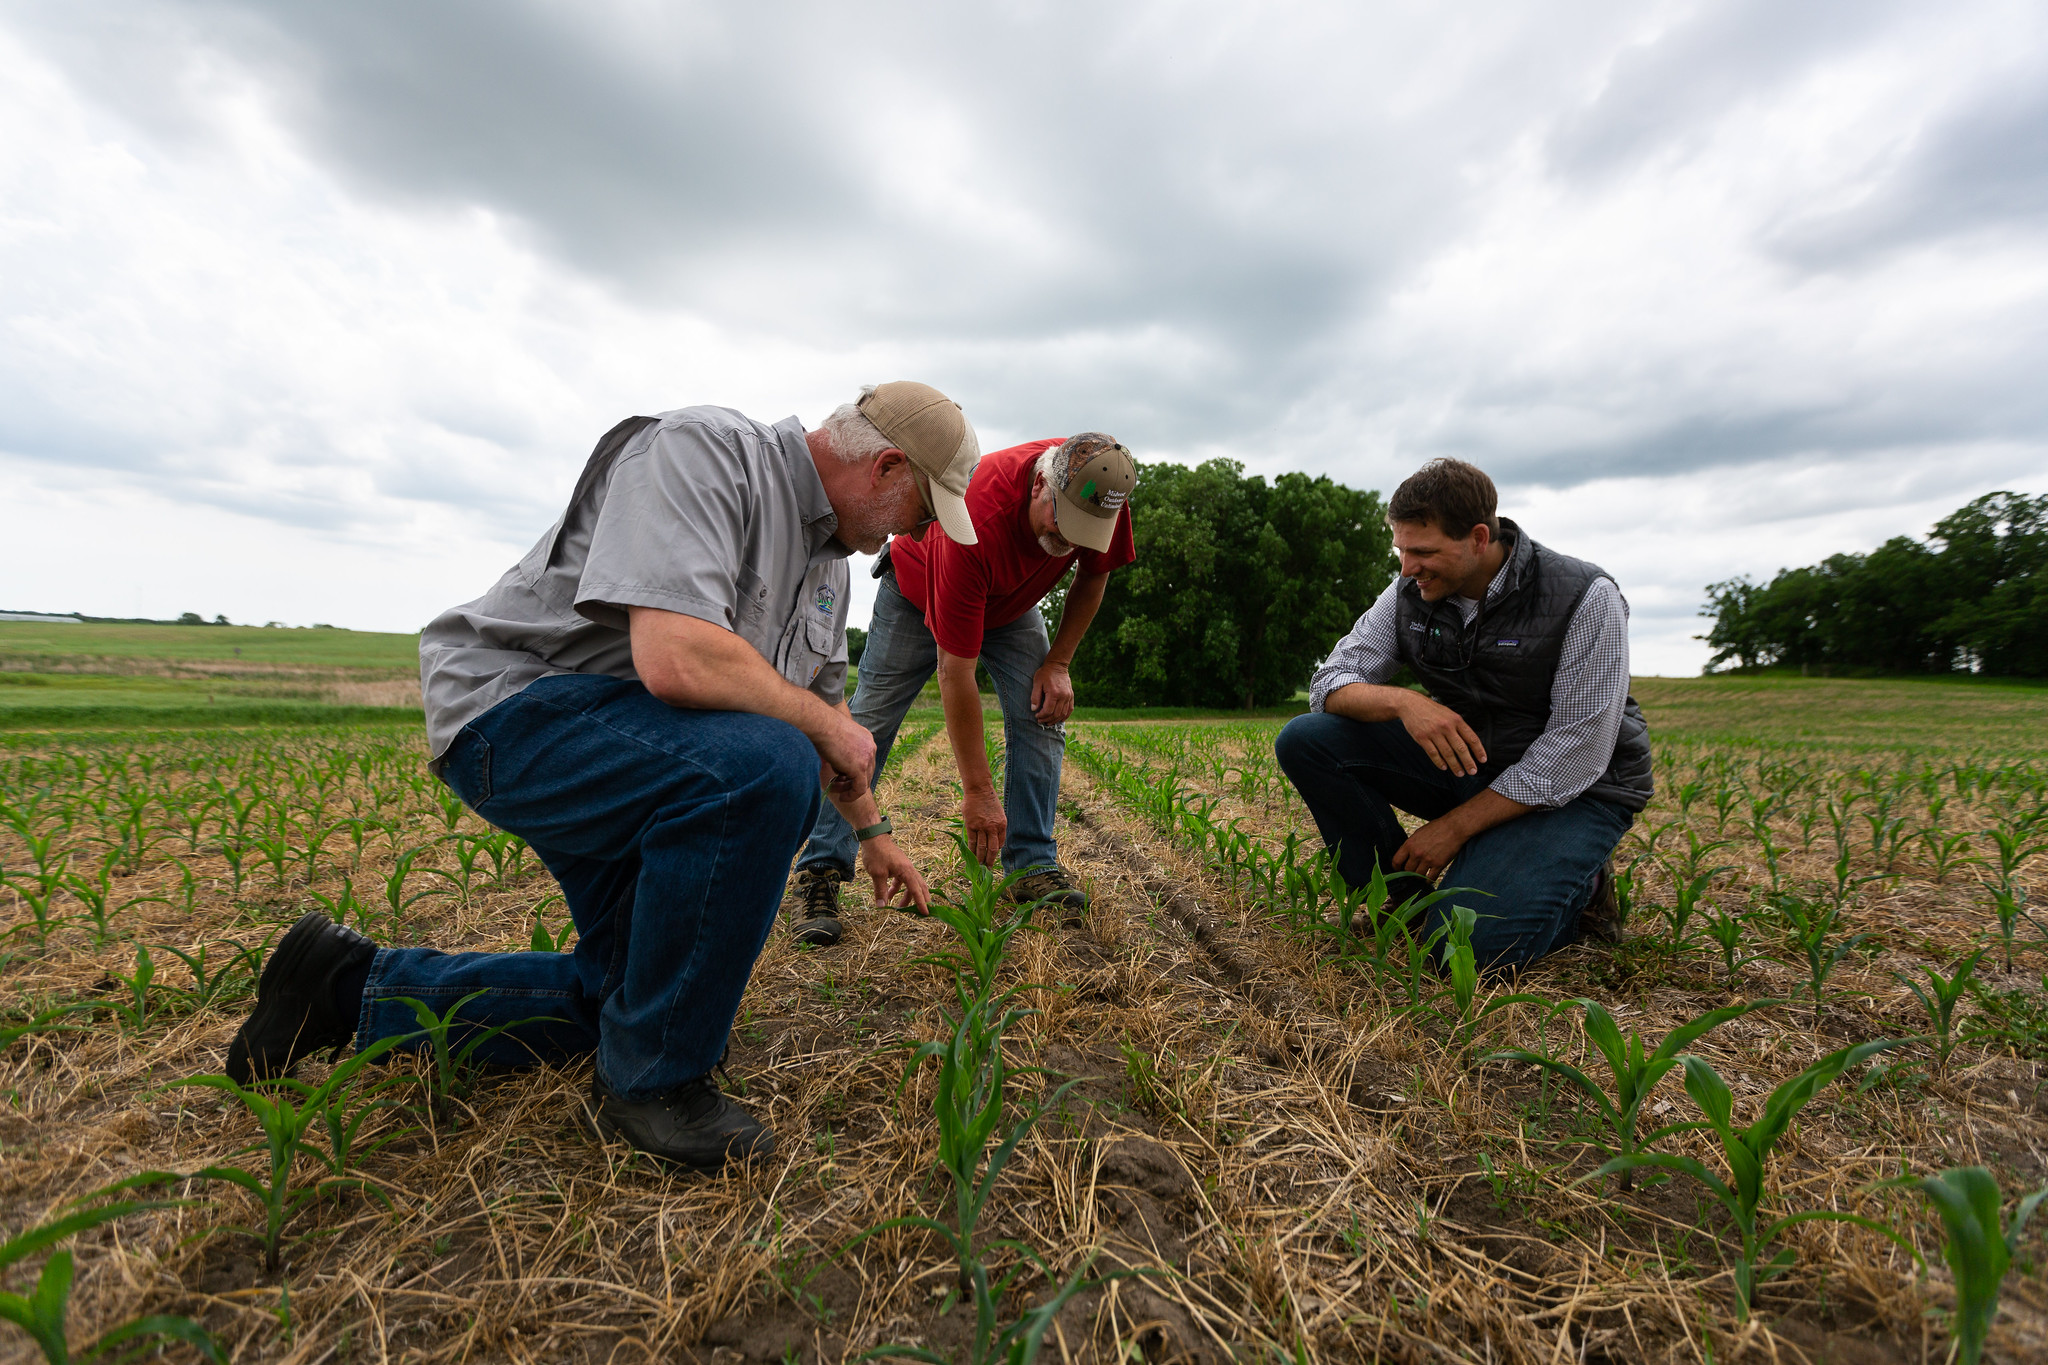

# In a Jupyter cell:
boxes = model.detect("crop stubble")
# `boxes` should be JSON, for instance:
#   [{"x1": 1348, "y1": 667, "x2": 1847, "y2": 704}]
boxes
[{"x1": 1, "y1": 694, "x2": 2045, "y2": 1363}]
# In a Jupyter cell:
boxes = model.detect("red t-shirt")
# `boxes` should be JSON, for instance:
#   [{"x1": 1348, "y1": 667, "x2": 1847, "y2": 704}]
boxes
[{"x1": 888, "y1": 438, "x2": 1137, "y2": 657}]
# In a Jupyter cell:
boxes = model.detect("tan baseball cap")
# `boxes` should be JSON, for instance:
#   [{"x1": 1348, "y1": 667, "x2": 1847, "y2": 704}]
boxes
[
  {"x1": 855, "y1": 381, "x2": 981, "y2": 545},
  {"x1": 1050, "y1": 433, "x2": 1136, "y2": 553}
]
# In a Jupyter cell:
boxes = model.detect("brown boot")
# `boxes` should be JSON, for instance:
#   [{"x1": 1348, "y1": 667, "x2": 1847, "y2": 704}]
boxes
[
  {"x1": 790, "y1": 866, "x2": 848, "y2": 947},
  {"x1": 1576, "y1": 860, "x2": 1623, "y2": 945}
]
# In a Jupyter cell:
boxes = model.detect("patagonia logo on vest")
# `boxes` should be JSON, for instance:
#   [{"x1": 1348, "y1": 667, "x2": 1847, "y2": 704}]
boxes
[{"x1": 1495, "y1": 637, "x2": 1520, "y2": 647}]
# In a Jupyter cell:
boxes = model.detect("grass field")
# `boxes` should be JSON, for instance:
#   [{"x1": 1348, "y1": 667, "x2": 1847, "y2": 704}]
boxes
[{"x1": 2, "y1": 652, "x2": 2046, "y2": 1362}]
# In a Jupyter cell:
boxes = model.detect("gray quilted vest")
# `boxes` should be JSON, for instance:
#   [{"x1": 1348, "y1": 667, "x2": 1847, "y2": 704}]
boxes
[{"x1": 1392, "y1": 519, "x2": 1653, "y2": 811}]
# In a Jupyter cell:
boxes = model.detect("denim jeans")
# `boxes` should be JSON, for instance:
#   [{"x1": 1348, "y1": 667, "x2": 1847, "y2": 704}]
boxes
[
  {"x1": 357, "y1": 673, "x2": 821, "y2": 1100},
  {"x1": 1274, "y1": 711, "x2": 1633, "y2": 973},
  {"x1": 799, "y1": 572, "x2": 1064, "y2": 876}
]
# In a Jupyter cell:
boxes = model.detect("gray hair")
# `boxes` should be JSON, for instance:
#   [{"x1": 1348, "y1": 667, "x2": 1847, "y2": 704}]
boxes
[
  {"x1": 1033, "y1": 440, "x2": 1072, "y2": 495},
  {"x1": 819, "y1": 401, "x2": 895, "y2": 465}
]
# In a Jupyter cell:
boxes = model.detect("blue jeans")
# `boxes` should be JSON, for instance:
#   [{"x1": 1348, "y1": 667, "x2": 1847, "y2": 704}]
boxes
[
  {"x1": 358, "y1": 673, "x2": 821, "y2": 1100},
  {"x1": 799, "y1": 572, "x2": 1064, "y2": 876},
  {"x1": 1274, "y1": 712, "x2": 1633, "y2": 973}
]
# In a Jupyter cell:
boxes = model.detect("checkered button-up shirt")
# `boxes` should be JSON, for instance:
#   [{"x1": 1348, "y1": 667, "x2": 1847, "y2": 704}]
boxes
[{"x1": 1308, "y1": 562, "x2": 1632, "y2": 808}]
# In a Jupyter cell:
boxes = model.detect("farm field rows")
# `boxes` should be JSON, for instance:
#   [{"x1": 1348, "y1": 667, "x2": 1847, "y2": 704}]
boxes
[{"x1": 1, "y1": 675, "x2": 2046, "y2": 1363}]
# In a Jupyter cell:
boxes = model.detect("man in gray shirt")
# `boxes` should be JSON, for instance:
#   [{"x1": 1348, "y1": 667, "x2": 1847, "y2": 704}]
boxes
[
  {"x1": 225, "y1": 382, "x2": 982, "y2": 1170},
  {"x1": 1275, "y1": 458, "x2": 1653, "y2": 974}
]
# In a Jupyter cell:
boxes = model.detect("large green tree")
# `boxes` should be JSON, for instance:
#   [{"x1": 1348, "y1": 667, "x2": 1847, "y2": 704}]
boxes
[
  {"x1": 1051, "y1": 459, "x2": 1395, "y2": 709},
  {"x1": 1701, "y1": 492, "x2": 2048, "y2": 677}
]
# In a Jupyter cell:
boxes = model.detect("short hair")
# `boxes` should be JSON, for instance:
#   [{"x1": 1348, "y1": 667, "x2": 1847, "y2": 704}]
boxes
[
  {"x1": 1388, "y1": 458, "x2": 1499, "y2": 538},
  {"x1": 1032, "y1": 441, "x2": 1071, "y2": 494},
  {"x1": 819, "y1": 401, "x2": 896, "y2": 465}
]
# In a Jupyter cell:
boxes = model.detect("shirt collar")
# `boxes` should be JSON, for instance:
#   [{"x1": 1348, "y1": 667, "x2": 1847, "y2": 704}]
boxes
[{"x1": 773, "y1": 417, "x2": 845, "y2": 562}]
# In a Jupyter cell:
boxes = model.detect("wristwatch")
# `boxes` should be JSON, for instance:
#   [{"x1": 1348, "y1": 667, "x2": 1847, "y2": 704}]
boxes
[{"x1": 853, "y1": 816, "x2": 894, "y2": 842}]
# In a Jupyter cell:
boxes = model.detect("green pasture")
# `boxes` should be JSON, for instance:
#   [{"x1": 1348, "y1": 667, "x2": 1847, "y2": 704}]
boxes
[
  {"x1": 1633, "y1": 673, "x2": 2048, "y2": 754},
  {"x1": 0, "y1": 620, "x2": 420, "y2": 671},
  {"x1": 6, "y1": 614, "x2": 2046, "y2": 750}
]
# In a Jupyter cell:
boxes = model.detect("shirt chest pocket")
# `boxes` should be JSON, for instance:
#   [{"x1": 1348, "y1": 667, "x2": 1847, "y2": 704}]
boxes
[
  {"x1": 734, "y1": 565, "x2": 772, "y2": 632},
  {"x1": 775, "y1": 613, "x2": 836, "y2": 686}
]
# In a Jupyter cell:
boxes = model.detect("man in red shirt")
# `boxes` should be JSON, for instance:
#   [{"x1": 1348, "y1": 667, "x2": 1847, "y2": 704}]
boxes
[{"x1": 786, "y1": 433, "x2": 1138, "y2": 945}]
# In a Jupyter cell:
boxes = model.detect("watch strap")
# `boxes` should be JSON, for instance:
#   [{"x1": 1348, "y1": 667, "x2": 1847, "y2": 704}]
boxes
[{"x1": 853, "y1": 816, "x2": 894, "y2": 842}]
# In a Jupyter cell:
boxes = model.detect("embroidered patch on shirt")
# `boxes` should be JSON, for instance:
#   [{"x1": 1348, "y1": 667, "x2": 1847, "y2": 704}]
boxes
[{"x1": 814, "y1": 585, "x2": 836, "y2": 615}]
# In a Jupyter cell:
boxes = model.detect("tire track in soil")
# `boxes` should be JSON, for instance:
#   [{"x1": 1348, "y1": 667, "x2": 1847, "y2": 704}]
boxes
[{"x1": 1059, "y1": 782, "x2": 1419, "y2": 1116}]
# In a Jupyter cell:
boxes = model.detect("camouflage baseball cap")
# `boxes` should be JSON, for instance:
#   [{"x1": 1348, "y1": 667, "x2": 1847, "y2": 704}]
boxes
[{"x1": 1050, "y1": 433, "x2": 1135, "y2": 553}]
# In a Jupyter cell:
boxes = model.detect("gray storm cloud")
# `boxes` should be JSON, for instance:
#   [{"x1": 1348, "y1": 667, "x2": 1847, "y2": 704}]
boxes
[{"x1": 1, "y1": 0, "x2": 2045, "y2": 665}]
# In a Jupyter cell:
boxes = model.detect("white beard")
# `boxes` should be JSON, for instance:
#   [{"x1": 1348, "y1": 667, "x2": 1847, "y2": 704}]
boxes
[{"x1": 1038, "y1": 532, "x2": 1076, "y2": 557}]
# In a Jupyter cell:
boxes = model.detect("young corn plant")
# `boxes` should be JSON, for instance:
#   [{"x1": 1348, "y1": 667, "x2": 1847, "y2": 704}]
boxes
[
  {"x1": 1880, "y1": 1166, "x2": 2047, "y2": 1365},
  {"x1": 396, "y1": 990, "x2": 555, "y2": 1125},
  {"x1": 1899, "y1": 948, "x2": 1988, "y2": 1073},
  {"x1": 1776, "y1": 894, "x2": 1874, "y2": 1025},
  {"x1": 1485, "y1": 998, "x2": 1770, "y2": 1190},
  {"x1": 0, "y1": 1176, "x2": 224, "y2": 1365},
  {"x1": 1702, "y1": 902, "x2": 1766, "y2": 985},
  {"x1": 1984, "y1": 881, "x2": 2038, "y2": 974},
  {"x1": 170, "y1": 1033, "x2": 412, "y2": 1272},
  {"x1": 156, "y1": 938, "x2": 265, "y2": 1014},
  {"x1": 1590, "y1": 1038, "x2": 1910, "y2": 1319}
]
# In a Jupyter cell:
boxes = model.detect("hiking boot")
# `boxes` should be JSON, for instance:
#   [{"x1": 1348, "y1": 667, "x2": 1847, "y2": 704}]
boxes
[
  {"x1": 1576, "y1": 860, "x2": 1624, "y2": 945},
  {"x1": 790, "y1": 866, "x2": 848, "y2": 947},
  {"x1": 582, "y1": 1070, "x2": 776, "y2": 1171},
  {"x1": 1007, "y1": 865, "x2": 1089, "y2": 925},
  {"x1": 225, "y1": 912, "x2": 377, "y2": 1085}
]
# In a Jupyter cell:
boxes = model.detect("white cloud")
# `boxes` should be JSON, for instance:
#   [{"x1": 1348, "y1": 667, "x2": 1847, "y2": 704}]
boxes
[{"x1": 1, "y1": 1, "x2": 2044, "y2": 678}]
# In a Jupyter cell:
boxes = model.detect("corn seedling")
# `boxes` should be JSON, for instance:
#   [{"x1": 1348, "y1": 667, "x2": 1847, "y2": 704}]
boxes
[
  {"x1": 1879, "y1": 1166, "x2": 2048, "y2": 1365},
  {"x1": 1485, "y1": 998, "x2": 1769, "y2": 1190},
  {"x1": 396, "y1": 989, "x2": 555, "y2": 1124},
  {"x1": 1589, "y1": 1038, "x2": 1910, "y2": 1319},
  {"x1": 1984, "y1": 881, "x2": 2038, "y2": 974},
  {"x1": 1702, "y1": 903, "x2": 1765, "y2": 985},
  {"x1": 1776, "y1": 894, "x2": 1874, "y2": 1024},
  {"x1": 0, "y1": 1002, "x2": 99, "y2": 1052},
  {"x1": 1898, "y1": 947, "x2": 1988, "y2": 1073},
  {"x1": 170, "y1": 1033, "x2": 412, "y2": 1271},
  {"x1": 105, "y1": 945, "x2": 160, "y2": 1033},
  {"x1": 0, "y1": 1175, "x2": 223, "y2": 1365},
  {"x1": 382, "y1": 846, "x2": 457, "y2": 939}
]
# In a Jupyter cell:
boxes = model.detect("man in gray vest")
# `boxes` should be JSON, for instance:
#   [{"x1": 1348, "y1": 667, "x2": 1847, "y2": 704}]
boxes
[
  {"x1": 1275, "y1": 458, "x2": 1651, "y2": 973},
  {"x1": 224, "y1": 383, "x2": 980, "y2": 1171}
]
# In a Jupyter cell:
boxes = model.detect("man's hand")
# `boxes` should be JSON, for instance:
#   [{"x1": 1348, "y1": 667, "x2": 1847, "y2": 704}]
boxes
[
  {"x1": 1030, "y1": 661, "x2": 1075, "y2": 724},
  {"x1": 1395, "y1": 692, "x2": 1488, "y2": 778},
  {"x1": 1392, "y1": 816, "x2": 1468, "y2": 882},
  {"x1": 1392, "y1": 788, "x2": 1531, "y2": 882},
  {"x1": 859, "y1": 835, "x2": 930, "y2": 913},
  {"x1": 813, "y1": 708, "x2": 878, "y2": 797},
  {"x1": 963, "y1": 786, "x2": 1007, "y2": 866}
]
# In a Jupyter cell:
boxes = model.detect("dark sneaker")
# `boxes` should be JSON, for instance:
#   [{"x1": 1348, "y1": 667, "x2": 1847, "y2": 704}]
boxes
[
  {"x1": 583, "y1": 1070, "x2": 776, "y2": 1171},
  {"x1": 790, "y1": 867, "x2": 848, "y2": 947},
  {"x1": 1576, "y1": 860, "x2": 1623, "y2": 945},
  {"x1": 1007, "y1": 866, "x2": 1089, "y2": 925},
  {"x1": 225, "y1": 912, "x2": 377, "y2": 1085}
]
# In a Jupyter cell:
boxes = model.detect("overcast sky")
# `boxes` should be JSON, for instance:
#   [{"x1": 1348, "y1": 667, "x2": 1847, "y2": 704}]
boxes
[{"x1": 4, "y1": 1, "x2": 2045, "y2": 675}]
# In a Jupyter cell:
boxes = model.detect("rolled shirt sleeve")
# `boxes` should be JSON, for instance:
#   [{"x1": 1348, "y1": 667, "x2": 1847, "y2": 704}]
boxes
[
  {"x1": 1309, "y1": 579, "x2": 1404, "y2": 712},
  {"x1": 1489, "y1": 577, "x2": 1631, "y2": 808},
  {"x1": 574, "y1": 422, "x2": 752, "y2": 629}
]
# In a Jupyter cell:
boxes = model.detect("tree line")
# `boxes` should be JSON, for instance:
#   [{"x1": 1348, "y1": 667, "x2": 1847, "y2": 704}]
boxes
[
  {"x1": 849, "y1": 458, "x2": 1397, "y2": 709},
  {"x1": 1701, "y1": 492, "x2": 2047, "y2": 678}
]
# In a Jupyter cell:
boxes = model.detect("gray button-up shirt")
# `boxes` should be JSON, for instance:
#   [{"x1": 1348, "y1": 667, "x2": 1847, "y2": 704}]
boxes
[
  {"x1": 419, "y1": 407, "x2": 852, "y2": 759},
  {"x1": 1308, "y1": 566, "x2": 1631, "y2": 808}
]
